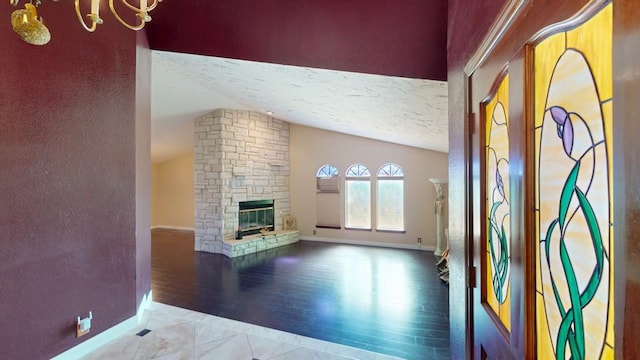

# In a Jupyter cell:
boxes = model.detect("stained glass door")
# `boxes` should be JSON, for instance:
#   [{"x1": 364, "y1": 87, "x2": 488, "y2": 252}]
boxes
[
  {"x1": 483, "y1": 72, "x2": 511, "y2": 335},
  {"x1": 531, "y1": 3, "x2": 614, "y2": 359},
  {"x1": 464, "y1": 0, "x2": 640, "y2": 357},
  {"x1": 470, "y1": 65, "x2": 517, "y2": 360}
]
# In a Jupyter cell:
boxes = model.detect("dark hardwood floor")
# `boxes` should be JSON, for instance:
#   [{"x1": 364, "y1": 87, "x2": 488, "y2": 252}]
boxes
[{"x1": 151, "y1": 229, "x2": 450, "y2": 360}]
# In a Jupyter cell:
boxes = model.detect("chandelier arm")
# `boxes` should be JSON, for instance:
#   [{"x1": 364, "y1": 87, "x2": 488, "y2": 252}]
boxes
[
  {"x1": 146, "y1": 0, "x2": 159, "y2": 12},
  {"x1": 117, "y1": 0, "x2": 158, "y2": 14},
  {"x1": 75, "y1": 0, "x2": 98, "y2": 32},
  {"x1": 147, "y1": 0, "x2": 160, "y2": 11},
  {"x1": 109, "y1": 0, "x2": 145, "y2": 30}
]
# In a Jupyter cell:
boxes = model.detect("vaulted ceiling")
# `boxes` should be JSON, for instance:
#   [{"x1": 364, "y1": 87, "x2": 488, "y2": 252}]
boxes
[{"x1": 145, "y1": 0, "x2": 449, "y2": 163}]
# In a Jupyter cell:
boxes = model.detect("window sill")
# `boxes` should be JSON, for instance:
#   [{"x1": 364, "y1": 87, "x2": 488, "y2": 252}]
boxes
[
  {"x1": 376, "y1": 229, "x2": 406, "y2": 234},
  {"x1": 316, "y1": 225, "x2": 341, "y2": 229},
  {"x1": 345, "y1": 227, "x2": 372, "y2": 232}
]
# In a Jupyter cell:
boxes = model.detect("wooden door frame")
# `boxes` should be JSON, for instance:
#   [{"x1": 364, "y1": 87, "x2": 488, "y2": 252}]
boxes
[
  {"x1": 463, "y1": 2, "x2": 528, "y2": 358},
  {"x1": 612, "y1": 1, "x2": 640, "y2": 357}
]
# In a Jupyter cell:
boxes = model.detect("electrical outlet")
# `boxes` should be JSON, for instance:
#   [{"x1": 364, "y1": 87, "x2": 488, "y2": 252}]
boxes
[
  {"x1": 313, "y1": 230, "x2": 317, "y2": 235},
  {"x1": 76, "y1": 311, "x2": 92, "y2": 338},
  {"x1": 417, "y1": 237, "x2": 422, "y2": 244}
]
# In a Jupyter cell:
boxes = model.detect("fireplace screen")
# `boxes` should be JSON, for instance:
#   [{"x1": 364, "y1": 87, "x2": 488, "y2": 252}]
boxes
[{"x1": 238, "y1": 199, "x2": 275, "y2": 236}]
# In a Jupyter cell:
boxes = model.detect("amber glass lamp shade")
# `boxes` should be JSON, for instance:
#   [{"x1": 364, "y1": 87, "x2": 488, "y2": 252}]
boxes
[{"x1": 11, "y1": 3, "x2": 51, "y2": 45}]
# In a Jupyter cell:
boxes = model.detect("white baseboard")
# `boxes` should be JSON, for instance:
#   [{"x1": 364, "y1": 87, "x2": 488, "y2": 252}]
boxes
[
  {"x1": 151, "y1": 225, "x2": 195, "y2": 231},
  {"x1": 300, "y1": 236, "x2": 436, "y2": 252},
  {"x1": 51, "y1": 291, "x2": 153, "y2": 360}
]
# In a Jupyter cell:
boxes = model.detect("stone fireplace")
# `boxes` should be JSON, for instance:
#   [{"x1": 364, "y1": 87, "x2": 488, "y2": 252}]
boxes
[{"x1": 193, "y1": 109, "x2": 291, "y2": 254}]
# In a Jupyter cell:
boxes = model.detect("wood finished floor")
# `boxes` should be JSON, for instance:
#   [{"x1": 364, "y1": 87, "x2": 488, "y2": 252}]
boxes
[{"x1": 151, "y1": 229, "x2": 450, "y2": 360}]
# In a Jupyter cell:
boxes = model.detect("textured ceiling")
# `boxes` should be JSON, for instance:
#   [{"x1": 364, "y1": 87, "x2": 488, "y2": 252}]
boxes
[
  {"x1": 151, "y1": 51, "x2": 448, "y2": 163},
  {"x1": 147, "y1": 1, "x2": 449, "y2": 163}
]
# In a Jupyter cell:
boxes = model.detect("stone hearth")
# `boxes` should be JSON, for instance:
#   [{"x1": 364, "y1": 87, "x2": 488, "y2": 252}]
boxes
[{"x1": 223, "y1": 230, "x2": 299, "y2": 258}]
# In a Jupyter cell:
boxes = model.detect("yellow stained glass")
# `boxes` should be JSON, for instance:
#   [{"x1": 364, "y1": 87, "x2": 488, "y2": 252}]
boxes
[
  {"x1": 533, "y1": 3, "x2": 613, "y2": 359},
  {"x1": 484, "y1": 74, "x2": 511, "y2": 332}
]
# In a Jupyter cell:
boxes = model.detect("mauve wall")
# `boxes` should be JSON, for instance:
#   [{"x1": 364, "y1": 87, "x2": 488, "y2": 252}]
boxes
[
  {"x1": 447, "y1": 1, "x2": 507, "y2": 359},
  {"x1": 0, "y1": 3, "x2": 143, "y2": 359},
  {"x1": 145, "y1": 0, "x2": 447, "y2": 80}
]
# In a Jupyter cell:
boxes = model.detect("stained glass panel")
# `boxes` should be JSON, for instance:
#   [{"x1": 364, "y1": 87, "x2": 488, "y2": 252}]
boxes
[
  {"x1": 484, "y1": 73, "x2": 511, "y2": 332},
  {"x1": 533, "y1": 3, "x2": 614, "y2": 359}
]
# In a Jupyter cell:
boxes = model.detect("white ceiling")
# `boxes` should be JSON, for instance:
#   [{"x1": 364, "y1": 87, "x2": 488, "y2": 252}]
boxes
[{"x1": 151, "y1": 50, "x2": 449, "y2": 164}]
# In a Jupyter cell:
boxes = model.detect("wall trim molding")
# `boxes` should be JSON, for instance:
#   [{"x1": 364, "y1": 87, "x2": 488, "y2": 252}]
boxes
[
  {"x1": 300, "y1": 236, "x2": 436, "y2": 252},
  {"x1": 464, "y1": 0, "x2": 527, "y2": 75},
  {"x1": 51, "y1": 291, "x2": 152, "y2": 360},
  {"x1": 151, "y1": 225, "x2": 195, "y2": 231}
]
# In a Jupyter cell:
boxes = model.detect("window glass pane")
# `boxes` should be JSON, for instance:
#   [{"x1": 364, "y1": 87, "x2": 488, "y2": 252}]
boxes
[
  {"x1": 317, "y1": 164, "x2": 338, "y2": 177},
  {"x1": 377, "y1": 179, "x2": 404, "y2": 230},
  {"x1": 346, "y1": 180, "x2": 371, "y2": 228},
  {"x1": 378, "y1": 163, "x2": 403, "y2": 177},
  {"x1": 346, "y1": 164, "x2": 370, "y2": 177}
]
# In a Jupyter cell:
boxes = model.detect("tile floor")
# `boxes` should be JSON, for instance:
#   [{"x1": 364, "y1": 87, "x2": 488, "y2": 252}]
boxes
[{"x1": 82, "y1": 302, "x2": 403, "y2": 360}]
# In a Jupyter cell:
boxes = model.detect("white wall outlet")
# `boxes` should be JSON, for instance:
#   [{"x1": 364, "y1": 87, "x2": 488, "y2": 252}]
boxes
[{"x1": 76, "y1": 311, "x2": 92, "y2": 337}]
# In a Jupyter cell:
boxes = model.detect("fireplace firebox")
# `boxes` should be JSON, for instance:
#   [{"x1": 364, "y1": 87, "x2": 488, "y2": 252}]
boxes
[{"x1": 238, "y1": 199, "x2": 275, "y2": 237}]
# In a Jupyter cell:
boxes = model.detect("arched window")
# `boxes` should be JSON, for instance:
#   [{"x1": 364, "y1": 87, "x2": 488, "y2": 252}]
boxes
[
  {"x1": 316, "y1": 164, "x2": 340, "y2": 229},
  {"x1": 316, "y1": 164, "x2": 339, "y2": 192},
  {"x1": 317, "y1": 164, "x2": 338, "y2": 178},
  {"x1": 377, "y1": 163, "x2": 404, "y2": 231},
  {"x1": 345, "y1": 164, "x2": 371, "y2": 229}
]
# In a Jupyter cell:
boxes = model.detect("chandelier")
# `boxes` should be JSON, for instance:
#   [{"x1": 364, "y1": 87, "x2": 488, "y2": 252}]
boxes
[{"x1": 10, "y1": 0, "x2": 160, "y2": 45}]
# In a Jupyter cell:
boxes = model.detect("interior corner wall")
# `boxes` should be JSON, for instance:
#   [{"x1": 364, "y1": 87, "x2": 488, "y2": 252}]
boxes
[
  {"x1": 0, "y1": 4, "x2": 138, "y2": 359},
  {"x1": 289, "y1": 124, "x2": 448, "y2": 248},
  {"x1": 152, "y1": 153, "x2": 195, "y2": 229},
  {"x1": 194, "y1": 109, "x2": 291, "y2": 253},
  {"x1": 135, "y1": 30, "x2": 152, "y2": 309}
]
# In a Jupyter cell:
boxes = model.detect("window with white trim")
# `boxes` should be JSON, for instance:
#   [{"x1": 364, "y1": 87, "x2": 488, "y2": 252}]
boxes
[
  {"x1": 376, "y1": 163, "x2": 404, "y2": 231},
  {"x1": 316, "y1": 164, "x2": 340, "y2": 228},
  {"x1": 345, "y1": 164, "x2": 371, "y2": 229}
]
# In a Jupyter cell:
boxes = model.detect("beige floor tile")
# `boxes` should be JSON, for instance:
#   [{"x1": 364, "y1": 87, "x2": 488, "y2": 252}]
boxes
[
  {"x1": 195, "y1": 333, "x2": 253, "y2": 360},
  {"x1": 136, "y1": 322, "x2": 195, "y2": 359},
  {"x1": 153, "y1": 347, "x2": 195, "y2": 360},
  {"x1": 246, "y1": 333, "x2": 300, "y2": 359},
  {"x1": 194, "y1": 321, "x2": 242, "y2": 345},
  {"x1": 80, "y1": 305, "x2": 407, "y2": 360},
  {"x1": 81, "y1": 335, "x2": 141, "y2": 360},
  {"x1": 268, "y1": 347, "x2": 356, "y2": 360}
]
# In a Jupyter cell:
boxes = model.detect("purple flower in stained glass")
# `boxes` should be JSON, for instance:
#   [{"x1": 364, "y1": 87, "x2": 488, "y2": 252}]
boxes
[
  {"x1": 549, "y1": 106, "x2": 574, "y2": 156},
  {"x1": 496, "y1": 169, "x2": 505, "y2": 198}
]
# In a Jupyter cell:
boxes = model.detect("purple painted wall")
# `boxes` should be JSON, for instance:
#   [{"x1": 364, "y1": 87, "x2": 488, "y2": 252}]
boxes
[
  {"x1": 0, "y1": 2, "x2": 147, "y2": 358},
  {"x1": 145, "y1": 0, "x2": 447, "y2": 80},
  {"x1": 447, "y1": 1, "x2": 507, "y2": 359}
]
